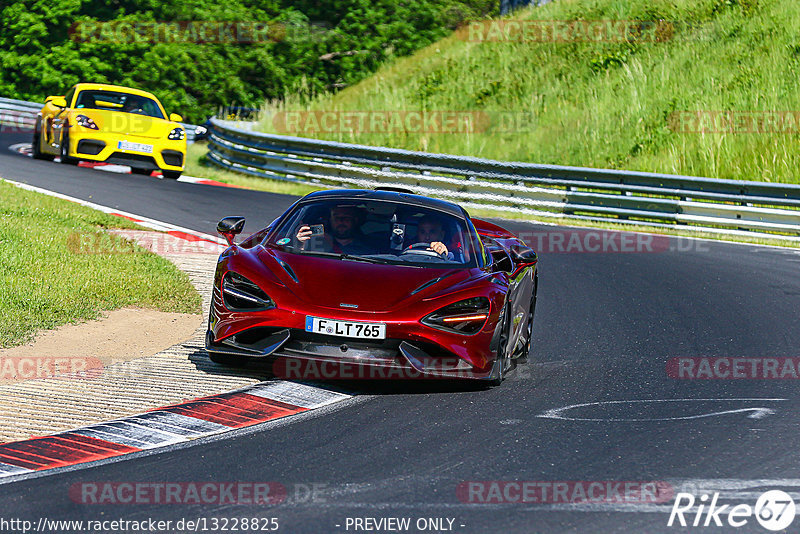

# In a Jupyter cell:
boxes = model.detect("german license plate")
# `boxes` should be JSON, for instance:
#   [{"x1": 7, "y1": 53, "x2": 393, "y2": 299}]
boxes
[
  {"x1": 305, "y1": 316, "x2": 386, "y2": 339},
  {"x1": 117, "y1": 140, "x2": 153, "y2": 153}
]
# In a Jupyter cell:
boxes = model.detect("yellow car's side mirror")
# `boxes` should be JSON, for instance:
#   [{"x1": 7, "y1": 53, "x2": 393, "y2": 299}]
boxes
[
  {"x1": 48, "y1": 96, "x2": 67, "y2": 108},
  {"x1": 169, "y1": 113, "x2": 183, "y2": 122}
]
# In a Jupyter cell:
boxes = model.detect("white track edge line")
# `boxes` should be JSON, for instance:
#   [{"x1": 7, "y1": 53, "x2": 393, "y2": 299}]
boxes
[{"x1": 1, "y1": 177, "x2": 226, "y2": 245}]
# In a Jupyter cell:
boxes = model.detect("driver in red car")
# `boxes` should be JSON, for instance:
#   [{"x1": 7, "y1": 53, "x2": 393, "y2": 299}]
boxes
[
  {"x1": 415, "y1": 215, "x2": 458, "y2": 261},
  {"x1": 295, "y1": 205, "x2": 373, "y2": 255}
]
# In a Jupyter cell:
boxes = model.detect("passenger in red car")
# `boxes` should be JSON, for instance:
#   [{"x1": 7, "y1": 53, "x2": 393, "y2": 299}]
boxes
[{"x1": 296, "y1": 205, "x2": 373, "y2": 255}]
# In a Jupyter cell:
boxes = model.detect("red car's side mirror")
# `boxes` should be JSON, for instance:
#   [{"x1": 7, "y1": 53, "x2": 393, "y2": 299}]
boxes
[
  {"x1": 510, "y1": 246, "x2": 537, "y2": 273},
  {"x1": 217, "y1": 216, "x2": 246, "y2": 246}
]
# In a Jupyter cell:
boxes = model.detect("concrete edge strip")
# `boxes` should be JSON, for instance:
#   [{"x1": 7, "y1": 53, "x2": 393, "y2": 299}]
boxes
[{"x1": 0, "y1": 381, "x2": 351, "y2": 478}]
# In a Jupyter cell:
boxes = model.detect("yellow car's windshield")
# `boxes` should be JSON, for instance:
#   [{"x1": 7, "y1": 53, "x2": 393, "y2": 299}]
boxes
[{"x1": 74, "y1": 90, "x2": 165, "y2": 119}]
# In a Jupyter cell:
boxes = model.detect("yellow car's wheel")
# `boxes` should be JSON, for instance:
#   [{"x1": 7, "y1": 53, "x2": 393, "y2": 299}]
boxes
[
  {"x1": 162, "y1": 170, "x2": 182, "y2": 179},
  {"x1": 59, "y1": 129, "x2": 78, "y2": 165},
  {"x1": 31, "y1": 120, "x2": 54, "y2": 161}
]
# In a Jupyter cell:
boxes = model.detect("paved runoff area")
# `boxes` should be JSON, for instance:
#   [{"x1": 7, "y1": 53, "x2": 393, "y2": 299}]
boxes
[{"x1": 0, "y1": 229, "x2": 350, "y2": 477}]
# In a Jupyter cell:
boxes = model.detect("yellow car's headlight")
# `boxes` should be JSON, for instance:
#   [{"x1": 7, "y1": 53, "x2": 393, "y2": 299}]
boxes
[
  {"x1": 168, "y1": 127, "x2": 185, "y2": 140},
  {"x1": 76, "y1": 114, "x2": 98, "y2": 130}
]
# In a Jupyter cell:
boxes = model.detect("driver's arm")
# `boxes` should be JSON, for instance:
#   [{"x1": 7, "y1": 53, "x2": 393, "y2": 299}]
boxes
[
  {"x1": 430, "y1": 241, "x2": 456, "y2": 261},
  {"x1": 429, "y1": 241, "x2": 448, "y2": 255}
]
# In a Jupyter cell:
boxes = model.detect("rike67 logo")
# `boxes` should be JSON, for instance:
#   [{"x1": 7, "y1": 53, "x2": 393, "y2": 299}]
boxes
[{"x1": 668, "y1": 490, "x2": 796, "y2": 531}]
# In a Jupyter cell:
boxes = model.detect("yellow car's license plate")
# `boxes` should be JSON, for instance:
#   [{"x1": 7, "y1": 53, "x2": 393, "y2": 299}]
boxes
[
  {"x1": 305, "y1": 316, "x2": 386, "y2": 339},
  {"x1": 118, "y1": 140, "x2": 153, "y2": 153}
]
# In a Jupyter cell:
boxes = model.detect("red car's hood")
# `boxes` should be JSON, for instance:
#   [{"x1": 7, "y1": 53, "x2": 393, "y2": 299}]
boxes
[{"x1": 259, "y1": 248, "x2": 470, "y2": 312}]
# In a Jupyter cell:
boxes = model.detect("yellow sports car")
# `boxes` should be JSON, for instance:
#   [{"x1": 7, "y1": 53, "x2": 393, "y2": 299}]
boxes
[{"x1": 32, "y1": 83, "x2": 186, "y2": 179}]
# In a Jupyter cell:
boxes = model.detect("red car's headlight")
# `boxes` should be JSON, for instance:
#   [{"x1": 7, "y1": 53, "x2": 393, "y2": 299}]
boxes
[
  {"x1": 222, "y1": 272, "x2": 275, "y2": 311},
  {"x1": 76, "y1": 114, "x2": 98, "y2": 130},
  {"x1": 421, "y1": 297, "x2": 490, "y2": 335}
]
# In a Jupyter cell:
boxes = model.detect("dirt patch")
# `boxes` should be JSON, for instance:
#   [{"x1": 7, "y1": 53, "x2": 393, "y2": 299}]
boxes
[{"x1": 0, "y1": 308, "x2": 201, "y2": 384}]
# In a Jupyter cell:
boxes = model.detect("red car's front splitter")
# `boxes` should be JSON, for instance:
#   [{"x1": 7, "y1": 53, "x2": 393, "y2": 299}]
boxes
[{"x1": 206, "y1": 329, "x2": 495, "y2": 381}]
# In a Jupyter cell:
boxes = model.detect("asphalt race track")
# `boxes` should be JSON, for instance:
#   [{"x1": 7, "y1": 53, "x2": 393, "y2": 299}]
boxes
[{"x1": 3, "y1": 128, "x2": 800, "y2": 533}]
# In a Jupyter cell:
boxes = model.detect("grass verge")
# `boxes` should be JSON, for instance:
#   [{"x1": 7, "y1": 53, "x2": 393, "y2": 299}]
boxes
[
  {"x1": 253, "y1": 0, "x2": 800, "y2": 184},
  {"x1": 0, "y1": 180, "x2": 201, "y2": 348}
]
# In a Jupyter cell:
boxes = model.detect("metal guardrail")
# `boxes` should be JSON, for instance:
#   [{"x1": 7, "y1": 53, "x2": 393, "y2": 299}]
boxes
[
  {"x1": 0, "y1": 97, "x2": 39, "y2": 130},
  {"x1": 0, "y1": 97, "x2": 202, "y2": 141},
  {"x1": 206, "y1": 118, "x2": 800, "y2": 240},
  {"x1": 3, "y1": 95, "x2": 798, "y2": 240}
]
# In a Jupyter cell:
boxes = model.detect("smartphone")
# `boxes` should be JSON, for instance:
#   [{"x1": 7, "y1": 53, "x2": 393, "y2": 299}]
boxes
[
  {"x1": 390, "y1": 223, "x2": 406, "y2": 250},
  {"x1": 310, "y1": 224, "x2": 325, "y2": 236}
]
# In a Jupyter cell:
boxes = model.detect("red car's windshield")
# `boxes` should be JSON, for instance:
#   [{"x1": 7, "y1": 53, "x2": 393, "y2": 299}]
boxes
[{"x1": 268, "y1": 198, "x2": 479, "y2": 268}]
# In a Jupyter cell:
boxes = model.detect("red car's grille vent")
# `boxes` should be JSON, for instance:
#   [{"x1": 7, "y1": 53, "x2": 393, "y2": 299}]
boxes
[
  {"x1": 232, "y1": 327, "x2": 285, "y2": 345},
  {"x1": 278, "y1": 330, "x2": 402, "y2": 364}
]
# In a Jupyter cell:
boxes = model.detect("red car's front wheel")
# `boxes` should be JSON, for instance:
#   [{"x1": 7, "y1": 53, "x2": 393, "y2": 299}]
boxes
[{"x1": 488, "y1": 302, "x2": 512, "y2": 386}]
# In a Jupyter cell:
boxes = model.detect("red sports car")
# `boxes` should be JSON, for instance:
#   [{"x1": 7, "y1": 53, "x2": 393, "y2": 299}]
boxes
[{"x1": 205, "y1": 189, "x2": 538, "y2": 384}]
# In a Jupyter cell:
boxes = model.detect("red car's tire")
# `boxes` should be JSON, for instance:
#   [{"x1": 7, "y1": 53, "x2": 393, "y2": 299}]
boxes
[
  {"x1": 488, "y1": 302, "x2": 512, "y2": 386},
  {"x1": 515, "y1": 281, "x2": 537, "y2": 361}
]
